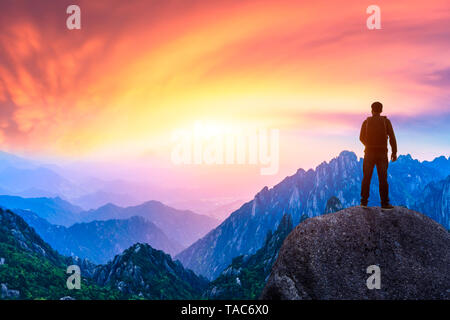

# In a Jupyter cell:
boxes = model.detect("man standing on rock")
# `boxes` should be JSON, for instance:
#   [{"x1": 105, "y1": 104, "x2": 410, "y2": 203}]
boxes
[{"x1": 359, "y1": 101, "x2": 397, "y2": 209}]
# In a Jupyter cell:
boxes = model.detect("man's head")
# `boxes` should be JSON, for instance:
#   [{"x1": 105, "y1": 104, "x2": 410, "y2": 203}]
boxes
[{"x1": 371, "y1": 101, "x2": 383, "y2": 115}]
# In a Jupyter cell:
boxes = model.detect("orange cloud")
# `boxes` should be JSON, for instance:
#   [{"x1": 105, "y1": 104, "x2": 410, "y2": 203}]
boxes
[{"x1": 0, "y1": 0, "x2": 448, "y2": 160}]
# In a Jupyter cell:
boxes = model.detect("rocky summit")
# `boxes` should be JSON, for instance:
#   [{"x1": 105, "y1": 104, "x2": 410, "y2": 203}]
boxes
[{"x1": 261, "y1": 206, "x2": 450, "y2": 300}]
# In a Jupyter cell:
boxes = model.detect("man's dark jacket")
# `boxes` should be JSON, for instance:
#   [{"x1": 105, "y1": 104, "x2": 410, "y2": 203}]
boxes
[{"x1": 359, "y1": 115, "x2": 397, "y2": 154}]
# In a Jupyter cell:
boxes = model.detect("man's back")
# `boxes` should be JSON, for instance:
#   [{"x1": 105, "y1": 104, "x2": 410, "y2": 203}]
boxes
[{"x1": 360, "y1": 114, "x2": 397, "y2": 155}]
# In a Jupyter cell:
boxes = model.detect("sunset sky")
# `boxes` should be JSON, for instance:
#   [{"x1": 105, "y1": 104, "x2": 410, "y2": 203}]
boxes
[{"x1": 0, "y1": 0, "x2": 449, "y2": 207}]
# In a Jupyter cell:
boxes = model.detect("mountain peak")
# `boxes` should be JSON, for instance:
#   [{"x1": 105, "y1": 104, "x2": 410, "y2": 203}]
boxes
[
  {"x1": 338, "y1": 150, "x2": 357, "y2": 159},
  {"x1": 98, "y1": 202, "x2": 122, "y2": 210},
  {"x1": 141, "y1": 200, "x2": 164, "y2": 206},
  {"x1": 255, "y1": 186, "x2": 270, "y2": 198},
  {"x1": 261, "y1": 206, "x2": 450, "y2": 300},
  {"x1": 93, "y1": 242, "x2": 208, "y2": 299},
  {"x1": 397, "y1": 154, "x2": 415, "y2": 162}
]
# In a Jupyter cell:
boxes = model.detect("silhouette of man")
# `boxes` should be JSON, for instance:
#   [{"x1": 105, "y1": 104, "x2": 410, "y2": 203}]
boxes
[{"x1": 359, "y1": 101, "x2": 397, "y2": 209}]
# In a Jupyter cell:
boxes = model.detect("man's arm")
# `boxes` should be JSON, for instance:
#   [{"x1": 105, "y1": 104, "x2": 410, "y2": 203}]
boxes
[
  {"x1": 359, "y1": 120, "x2": 367, "y2": 146},
  {"x1": 386, "y1": 118, "x2": 397, "y2": 160}
]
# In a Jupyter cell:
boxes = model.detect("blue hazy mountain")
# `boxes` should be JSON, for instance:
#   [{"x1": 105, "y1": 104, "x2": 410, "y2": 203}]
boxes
[
  {"x1": 414, "y1": 175, "x2": 450, "y2": 230},
  {"x1": 423, "y1": 156, "x2": 450, "y2": 177},
  {"x1": 0, "y1": 166, "x2": 81, "y2": 198},
  {"x1": 0, "y1": 151, "x2": 36, "y2": 171},
  {"x1": 176, "y1": 151, "x2": 450, "y2": 279},
  {"x1": 0, "y1": 195, "x2": 83, "y2": 226},
  {"x1": 0, "y1": 194, "x2": 217, "y2": 250},
  {"x1": 81, "y1": 201, "x2": 219, "y2": 248},
  {"x1": 0, "y1": 151, "x2": 80, "y2": 200},
  {"x1": 71, "y1": 190, "x2": 140, "y2": 210},
  {"x1": 13, "y1": 209, "x2": 183, "y2": 264},
  {"x1": 0, "y1": 151, "x2": 140, "y2": 210}
]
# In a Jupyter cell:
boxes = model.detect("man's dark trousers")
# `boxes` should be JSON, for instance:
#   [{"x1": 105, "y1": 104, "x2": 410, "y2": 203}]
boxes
[{"x1": 361, "y1": 151, "x2": 389, "y2": 205}]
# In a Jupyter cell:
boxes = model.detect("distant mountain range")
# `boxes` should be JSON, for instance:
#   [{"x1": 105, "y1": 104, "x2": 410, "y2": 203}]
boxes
[
  {"x1": 0, "y1": 194, "x2": 219, "y2": 264},
  {"x1": 0, "y1": 166, "x2": 74, "y2": 197},
  {"x1": 13, "y1": 209, "x2": 183, "y2": 264},
  {"x1": 0, "y1": 150, "x2": 241, "y2": 215},
  {"x1": 0, "y1": 151, "x2": 36, "y2": 171},
  {"x1": 0, "y1": 151, "x2": 158, "y2": 211},
  {"x1": 71, "y1": 191, "x2": 140, "y2": 211},
  {"x1": 0, "y1": 208, "x2": 208, "y2": 300},
  {"x1": 80, "y1": 201, "x2": 219, "y2": 248},
  {"x1": 0, "y1": 195, "x2": 83, "y2": 226},
  {"x1": 0, "y1": 149, "x2": 220, "y2": 250},
  {"x1": 0, "y1": 151, "x2": 87, "y2": 201},
  {"x1": 0, "y1": 185, "x2": 221, "y2": 268},
  {"x1": 176, "y1": 151, "x2": 450, "y2": 279}
]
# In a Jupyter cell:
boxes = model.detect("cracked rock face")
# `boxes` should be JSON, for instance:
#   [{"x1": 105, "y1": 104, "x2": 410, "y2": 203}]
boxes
[{"x1": 261, "y1": 206, "x2": 450, "y2": 300}]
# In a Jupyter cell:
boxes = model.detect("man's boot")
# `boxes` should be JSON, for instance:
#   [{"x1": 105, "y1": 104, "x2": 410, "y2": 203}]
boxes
[
  {"x1": 381, "y1": 203, "x2": 394, "y2": 210},
  {"x1": 360, "y1": 199, "x2": 368, "y2": 208}
]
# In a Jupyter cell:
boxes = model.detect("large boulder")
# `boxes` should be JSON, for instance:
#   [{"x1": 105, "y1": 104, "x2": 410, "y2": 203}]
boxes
[{"x1": 261, "y1": 206, "x2": 450, "y2": 300}]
